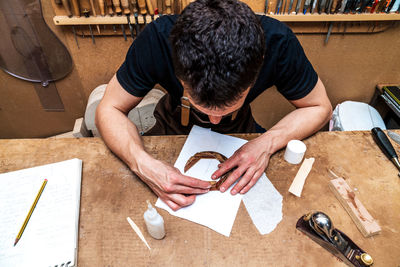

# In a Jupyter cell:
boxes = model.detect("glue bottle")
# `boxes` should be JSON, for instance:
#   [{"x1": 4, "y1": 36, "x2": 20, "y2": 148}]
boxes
[{"x1": 143, "y1": 200, "x2": 165, "y2": 239}]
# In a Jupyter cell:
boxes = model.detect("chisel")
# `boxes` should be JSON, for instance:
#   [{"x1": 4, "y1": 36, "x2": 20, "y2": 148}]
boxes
[
  {"x1": 295, "y1": 0, "x2": 302, "y2": 14},
  {"x1": 121, "y1": 0, "x2": 135, "y2": 39},
  {"x1": 138, "y1": 0, "x2": 147, "y2": 25},
  {"x1": 165, "y1": 0, "x2": 172, "y2": 14},
  {"x1": 112, "y1": 0, "x2": 127, "y2": 41},
  {"x1": 61, "y1": 0, "x2": 80, "y2": 49},
  {"x1": 318, "y1": 0, "x2": 327, "y2": 13},
  {"x1": 311, "y1": 0, "x2": 318, "y2": 12},
  {"x1": 288, "y1": 0, "x2": 295, "y2": 13},
  {"x1": 304, "y1": 0, "x2": 312, "y2": 13},
  {"x1": 98, "y1": 0, "x2": 106, "y2": 16},
  {"x1": 157, "y1": 0, "x2": 163, "y2": 15},
  {"x1": 106, "y1": 0, "x2": 114, "y2": 15},
  {"x1": 372, "y1": 127, "x2": 400, "y2": 177},
  {"x1": 80, "y1": 0, "x2": 96, "y2": 44},
  {"x1": 89, "y1": 0, "x2": 101, "y2": 33},
  {"x1": 131, "y1": 0, "x2": 141, "y2": 35},
  {"x1": 276, "y1": 0, "x2": 283, "y2": 14},
  {"x1": 71, "y1": 0, "x2": 81, "y2": 17},
  {"x1": 146, "y1": 0, "x2": 155, "y2": 21}
]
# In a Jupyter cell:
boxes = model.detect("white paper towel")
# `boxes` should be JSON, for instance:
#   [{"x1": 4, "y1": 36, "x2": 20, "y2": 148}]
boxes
[{"x1": 243, "y1": 174, "x2": 283, "y2": 234}]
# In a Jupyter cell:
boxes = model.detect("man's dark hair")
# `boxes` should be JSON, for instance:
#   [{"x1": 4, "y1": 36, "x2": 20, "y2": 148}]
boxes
[{"x1": 170, "y1": 0, "x2": 265, "y2": 108}]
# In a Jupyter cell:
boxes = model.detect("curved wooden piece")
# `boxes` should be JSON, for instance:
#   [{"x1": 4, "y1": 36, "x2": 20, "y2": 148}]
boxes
[{"x1": 184, "y1": 151, "x2": 231, "y2": 191}]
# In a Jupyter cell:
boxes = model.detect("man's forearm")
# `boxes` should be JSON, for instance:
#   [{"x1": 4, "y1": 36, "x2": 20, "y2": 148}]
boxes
[
  {"x1": 260, "y1": 104, "x2": 332, "y2": 155},
  {"x1": 258, "y1": 78, "x2": 332, "y2": 156},
  {"x1": 95, "y1": 103, "x2": 149, "y2": 173}
]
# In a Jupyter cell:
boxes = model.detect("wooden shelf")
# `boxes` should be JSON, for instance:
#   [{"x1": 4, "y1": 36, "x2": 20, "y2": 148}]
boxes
[
  {"x1": 265, "y1": 13, "x2": 400, "y2": 22},
  {"x1": 53, "y1": 13, "x2": 400, "y2": 26}
]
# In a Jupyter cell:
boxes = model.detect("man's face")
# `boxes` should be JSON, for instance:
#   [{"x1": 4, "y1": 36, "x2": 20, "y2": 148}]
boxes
[{"x1": 186, "y1": 87, "x2": 250, "y2": 125}]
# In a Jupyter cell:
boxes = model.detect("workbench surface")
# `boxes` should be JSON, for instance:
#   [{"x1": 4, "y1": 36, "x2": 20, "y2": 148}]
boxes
[{"x1": 0, "y1": 131, "x2": 399, "y2": 266}]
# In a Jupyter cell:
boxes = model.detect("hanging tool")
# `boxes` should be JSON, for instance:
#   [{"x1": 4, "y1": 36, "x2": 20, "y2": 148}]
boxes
[
  {"x1": 165, "y1": 0, "x2": 172, "y2": 14},
  {"x1": 318, "y1": 0, "x2": 327, "y2": 13},
  {"x1": 282, "y1": 0, "x2": 287, "y2": 13},
  {"x1": 131, "y1": 0, "x2": 141, "y2": 35},
  {"x1": 121, "y1": 0, "x2": 135, "y2": 39},
  {"x1": 295, "y1": 0, "x2": 302, "y2": 13},
  {"x1": 288, "y1": 0, "x2": 295, "y2": 13},
  {"x1": 71, "y1": 0, "x2": 81, "y2": 16},
  {"x1": 275, "y1": 0, "x2": 283, "y2": 13},
  {"x1": 146, "y1": 0, "x2": 155, "y2": 21},
  {"x1": 265, "y1": 0, "x2": 269, "y2": 13},
  {"x1": 325, "y1": 0, "x2": 334, "y2": 12},
  {"x1": 303, "y1": 0, "x2": 312, "y2": 13},
  {"x1": 61, "y1": 0, "x2": 80, "y2": 49},
  {"x1": 325, "y1": 22, "x2": 334, "y2": 44},
  {"x1": 157, "y1": 0, "x2": 163, "y2": 15},
  {"x1": 89, "y1": 0, "x2": 101, "y2": 33},
  {"x1": 80, "y1": 0, "x2": 96, "y2": 44},
  {"x1": 106, "y1": 0, "x2": 114, "y2": 15},
  {"x1": 98, "y1": 0, "x2": 106, "y2": 15},
  {"x1": 112, "y1": 0, "x2": 127, "y2": 41},
  {"x1": 311, "y1": 0, "x2": 318, "y2": 12},
  {"x1": 138, "y1": 0, "x2": 148, "y2": 25},
  {"x1": 371, "y1": 127, "x2": 400, "y2": 177}
]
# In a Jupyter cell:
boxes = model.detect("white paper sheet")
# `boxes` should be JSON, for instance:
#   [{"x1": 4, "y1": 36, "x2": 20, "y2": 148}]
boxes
[{"x1": 156, "y1": 126, "x2": 283, "y2": 236}]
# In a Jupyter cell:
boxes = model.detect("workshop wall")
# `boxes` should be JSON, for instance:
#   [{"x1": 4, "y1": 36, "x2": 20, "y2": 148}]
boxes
[{"x1": 0, "y1": 0, "x2": 399, "y2": 138}]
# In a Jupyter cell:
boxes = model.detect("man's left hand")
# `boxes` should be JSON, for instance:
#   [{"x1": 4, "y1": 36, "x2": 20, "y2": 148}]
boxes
[{"x1": 211, "y1": 135, "x2": 272, "y2": 195}]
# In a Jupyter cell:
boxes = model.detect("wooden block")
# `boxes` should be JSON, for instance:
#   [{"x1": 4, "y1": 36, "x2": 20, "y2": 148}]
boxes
[
  {"x1": 48, "y1": 131, "x2": 75, "y2": 139},
  {"x1": 73, "y1": 118, "x2": 91, "y2": 138},
  {"x1": 329, "y1": 178, "x2": 381, "y2": 237},
  {"x1": 288, "y1": 157, "x2": 315, "y2": 197}
]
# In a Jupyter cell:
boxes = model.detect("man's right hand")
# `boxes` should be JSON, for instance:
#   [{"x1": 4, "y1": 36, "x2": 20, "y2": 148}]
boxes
[{"x1": 135, "y1": 152, "x2": 211, "y2": 211}]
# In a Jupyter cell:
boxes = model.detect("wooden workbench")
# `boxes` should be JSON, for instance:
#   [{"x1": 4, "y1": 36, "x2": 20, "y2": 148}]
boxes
[{"x1": 0, "y1": 131, "x2": 399, "y2": 266}]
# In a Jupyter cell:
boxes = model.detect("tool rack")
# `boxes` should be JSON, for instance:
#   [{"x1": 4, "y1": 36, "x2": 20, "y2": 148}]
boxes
[{"x1": 52, "y1": 0, "x2": 400, "y2": 37}]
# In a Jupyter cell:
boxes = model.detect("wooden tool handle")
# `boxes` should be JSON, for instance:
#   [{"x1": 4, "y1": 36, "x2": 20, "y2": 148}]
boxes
[
  {"x1": 71, "y1": 0, "x2": 81, "y2": 17},
  {"x1": 106, "y1": 0, "x2": 114, "y2": 15},
  {"x1": 89, "y1": 0, "x2": 98, "y2": 16},
  {"x1": 112, "y1": 0, "x2": 122, "y2": 14},
  {"x1": 61, "y1": 0, "x2": 73, "y2": 17},
  {"x1": 138, "y1": 0, "x2": 147, "y2": 14},
  {"x1": 80, "y1": 0, "x2": 92, "y2": 16},
  {"x1": 131, "y1": 0, "x2": 138, "y2": 13},
  {"x1": 146, "y1": 0, "x2": 154, "y2": 15},
  {"x1": 98, "y1": 0, "x2": 105, "y2": 15},
  {"x1": 165, "y1": 0, "x2": 171, "y2": 14},
  {"x1": 121, "y1": 0, "x2": 130, "y2": 14}
]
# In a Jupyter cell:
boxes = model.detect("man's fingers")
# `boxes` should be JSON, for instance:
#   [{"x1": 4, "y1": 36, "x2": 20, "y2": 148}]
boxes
[
  {"x1": 218, "y1": 166, "x2": 246, "y2": 192},
  {"x1": 231, "y1": 167, "x2": 256, "y2": 195},
  {"x1": 239, "y1": 170, "x2": 264, "y2": 194},
  {"x1": 173, "y1": 184, "x2": 210, "y2": 195},
  {"x1": 211, "y1": 156, "x2": 238, "y2": 180},
  {"x1": 178, "y1": 174, "x2": 211, "y2": 189},
  {"x1": 164, "y1": 194, "x2": 196, "y2": 211}
]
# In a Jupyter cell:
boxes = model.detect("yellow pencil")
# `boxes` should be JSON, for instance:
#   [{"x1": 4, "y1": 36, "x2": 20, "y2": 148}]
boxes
[{"x1": 14, "y1": 179, "x2": 48, "y2": 246}]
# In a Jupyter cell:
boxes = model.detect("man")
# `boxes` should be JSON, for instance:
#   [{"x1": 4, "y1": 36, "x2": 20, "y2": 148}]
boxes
[{"x1": 96, "y1": 0, "x2": 332, "y2": 211}]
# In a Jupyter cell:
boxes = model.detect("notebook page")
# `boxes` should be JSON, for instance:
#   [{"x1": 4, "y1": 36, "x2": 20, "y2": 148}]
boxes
[{"x1": 0, "y1": 158, "x2": 82, "y2": 267}]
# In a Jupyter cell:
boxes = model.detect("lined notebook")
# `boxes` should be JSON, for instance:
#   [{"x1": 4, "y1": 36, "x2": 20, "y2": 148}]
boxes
[{"x1": 0, "y1": 158, "x2": 82, "y2": 267}]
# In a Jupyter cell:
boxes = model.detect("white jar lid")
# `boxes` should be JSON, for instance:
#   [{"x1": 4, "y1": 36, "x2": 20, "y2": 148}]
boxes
[{"x1": 284, "y1": 140, "x2": 307, "y2": 164}]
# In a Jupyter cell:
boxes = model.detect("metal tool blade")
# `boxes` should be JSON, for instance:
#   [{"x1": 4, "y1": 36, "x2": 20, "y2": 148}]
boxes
[{"x1": 388, "y1": 131, "x2": 400, "y2": 145}]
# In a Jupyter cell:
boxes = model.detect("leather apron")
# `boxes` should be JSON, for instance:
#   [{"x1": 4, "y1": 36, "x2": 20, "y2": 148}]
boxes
[{"x1": 144, "y1": 91, "x2": 258, "y2": 135}]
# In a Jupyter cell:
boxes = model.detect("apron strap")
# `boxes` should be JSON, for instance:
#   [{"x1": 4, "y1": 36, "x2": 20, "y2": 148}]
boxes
[
  {"x1": 180, "y1": 88, "x2": 239, "y2": 126},
  {"x1": 181, "y1": 89, "x2": 190, "y2": 126}
]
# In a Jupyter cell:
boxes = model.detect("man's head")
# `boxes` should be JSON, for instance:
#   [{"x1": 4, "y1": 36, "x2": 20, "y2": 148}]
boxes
[{"x1": 170, "y1": 0, "x2": 266, "y2": 110}]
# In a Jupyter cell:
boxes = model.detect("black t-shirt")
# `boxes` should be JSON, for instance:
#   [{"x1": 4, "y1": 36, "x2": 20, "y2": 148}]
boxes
[{"x1": 117, "y1": 15, "x2": 318, "y2": 105}]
